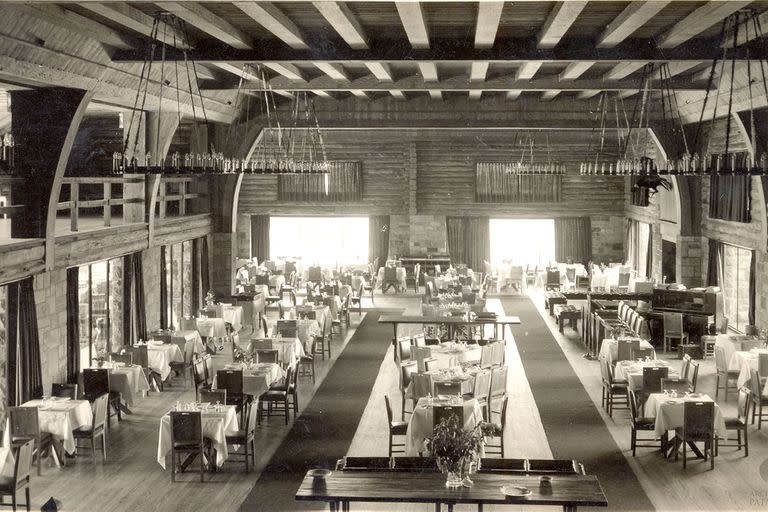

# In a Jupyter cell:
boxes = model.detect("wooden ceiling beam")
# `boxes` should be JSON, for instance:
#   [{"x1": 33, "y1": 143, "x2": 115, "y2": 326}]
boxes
[
  {"x1": 559, "y1": 61, "x2": 594, "y2": 81},
  {"x1": 429, "y1": 90, "x2": 443, "y2": 100},
  {"x1": 506, "y1": 90, "x2": 522, "y2": 100},
  {"x1": 390, "y1": 90, "x2": 406, "y2": 100},
  {"x1": 395, "y1": 2, "x2": 430, "y2": 50},
  {"x1": 315, "y1": 63, "x2": 348, "y2": 81},
  {"x1": 313, "y1": 1, "x2": 368, "y2": 50},
  {"x1": 350, "y1": 90, "x2": 370, "y2": 100},
  {"x1": 418, "y1": 62, "x2": 439, "y2": 82},
  {"x1": 475, "y1": 2, "x2": 504, "y2": 49},
  {"x1": 365, "y1": 62, "x2": 393, "y2": 81},
  {"x1": 516, "y1": 62, "x2": 542, "y2": 80},
  {"x1": 233, "y1": 1, "x2": 308, "y2": 50},
  {"x1": 603, "y1": 61, "x2": 646, "y2": 80},
  {"x1": 541, "y1": 90, "x2": 560, "y2": 101},
  {"x1": 598, "y1": 1, "x2": 671, "y2": 48},
  {"x1": 657, "y1": 0, "x2": 752, "y2": 49},
  {"x1": 212, "y1": 63, "x2": 293, "y2": 97},
  {"x1": 156, "y1": 2, "x2": 252, "y2": 50},
  {"x1": 262, "y1": 62, "x2": 304, "y2": 81},
  {"x1": 577, "y1": 90, "x2": 601, "y2": 100},
  {"x1": 538, "y1": 1, "x2": 588, "y2": 49},
  {"x1": 79, "y1": 3, "x2": 190, "y2": 48}
]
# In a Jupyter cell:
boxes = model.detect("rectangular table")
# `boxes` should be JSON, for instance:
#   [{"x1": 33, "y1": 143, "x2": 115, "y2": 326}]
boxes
[
  {"x1": 598, "y1": 338, "x2": 655, "y2": 366},
  {"x1": 379, "y1": 315, "x2": 521, "y2": 342},
  {"x1": 613, "y1": 361, "x2": 678, "y2": 392},
  {"x1": 296, "y1": 471, "x2": 607, "y2": 511},
  {"x1": 405, "y1": 397, "x2": 483, "y2": 455},
  {"x1": 21, "y1": 399, "x2": 92, "y2": 455},
  {"x1": 156, "y1": 405, "x2": 239, "y2": 470},
  {"x1": 212, "y1": 363, "x2": 285, "y2": 397}
]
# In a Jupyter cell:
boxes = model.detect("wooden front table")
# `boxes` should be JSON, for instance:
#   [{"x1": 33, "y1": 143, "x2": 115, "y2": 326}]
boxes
[
  {"x1": 296, "y1": 470, "x2": 607, "y2": 512},
  {"x1": 379, "y1": 315, "x2": 521, "y2": 342}
]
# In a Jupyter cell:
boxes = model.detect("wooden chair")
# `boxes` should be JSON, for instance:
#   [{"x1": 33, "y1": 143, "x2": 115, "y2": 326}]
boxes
[
  {"x1": 434, "y1": 381, "x2": 461, "y2": 396},
  {"x1": 489, "y1": 365, "x2": 508, "y2": 418},
  {"x1": 662, "y1": 312, "x2": 688, "y2": 353},
  {"x1": 251, "y1": 338, "x2": 273, "y2": 351},
  {"x1": 382, "y1": 267, "x2": 399, "y2": 294},
  {"x1": 0, "y1": 439, "x2": 32, "y2": 511},
  {"x1": 674, "y1": 401, "x2": 715, "y2": 469},
  {"x1": 110, "y1": 352, "x2": 133, "y2": 366},
  {"x1": 255, "y1": 349, "x2": 279, "y2": 364},
  {"x1": 51, "y1": 383, "x2": 78, "y2": 400},
  {"x1": 313, "y1": 318, "x2": 331, "y2": 361},
  {"x1": 169, "y1": 340, "x2": 196, "y2": 387},
  {"x1": 478, "y1": 457, "x2": 526, "y2": 473},
  {"x1": 9, "y1": 407, "x2": 54, "y2": 476},
  {"x1": 82, "y1": 368, "x2": 122, "y2": 426},
  {"x1": 275, "y1": 319, "x2": 298, "y2": 338},
  {"x1": 641, "y1": 366, "x2": 669, "y2": 398},
  {"x1": 258, "y1": 367, "x2": 293, "y2": 425},
  {"x1": 527, "y1": 459, "x2": 585, "y2": 475},
  {"x1": 298, "y1": 336, "x2": 316, "y2": 383},
  {"x1": 337, "y1": 456, "x2": 391, "y2": 471},
  {"x1": 484, "y1": 397, "x2": 507, "y2": 457},
  {"x1": 399, "y1": 361, "x2": 418, "y2": 420},
  {"x1": 192, "y1": 357, "x2": 209, "y2": 402},
  {"x1": 391, "y1": 456, "x2": 438, "y2": 472},
  {"x1": 384, "y1": 395, "x2": 407, "y2": 457},
  {"x1": 412, "y1": 333, "x2": 427, "y2": 348},
  {"x1": 616, "y1": 339, "x2": 639, "y2": 364},
  {"x1": 660, "y1": 378, "x2": 689, "y2": 394},
  {"x1": 716, "y1": 387, "x2": 751, "y2": 457},
  {"x1": 216, "y1": 369, "x2": 245, "y2": 415},
  {"x1": 396, "y1": 337, "x2": 412, "y2": 363},
  {"x1": 169, "y1": 411, "x2": 206, "y2": 482},
  {"x1": 748, "y1": 368, "x2": 768, "y2": 429},
  {"x1": 349, "y1": 284, "x2": 363, "y2": 315},
  {"x1": 600, "y1": 358, "x2": 628, "y2": 417},
  {"x1": 714, "y1": 346, "x2": 739, "y2": 401},
  {"x1": 200, "y1": 389, "x2": 227, "y2": 405},
  {"x1": 202, "y1": 353, "x2": 215, "y2": 386},
  {"x1": 467, "y1": 369, "x2": 491, "y2": 420},
  {"x1": 680, "y1": 354, "x2": 692, "y2": 382},
  {"x1": 72, "y1": 393, "x2": 108, "y2": 463},
  {"x1": 628, "y1": 391, "x2": 661, "y2": 456},
  {"x1": 225, "y1": 401, "x2": 258, "y2": 472},
  {"x1": 688, "y1": 362, "x2": 700, "y2": 393},
  {"x1": 413, "y1": 263, "x2": 421, "y2": 293},
  {"x1": 614, "y1": 272, "x2": 630, "y2": 293},
  {"x1": 545, "y1": 270, "x2": 560, "y2": 291},
  {"x1": 125, "y1": 345, "x2": 163, "y2": 391}
]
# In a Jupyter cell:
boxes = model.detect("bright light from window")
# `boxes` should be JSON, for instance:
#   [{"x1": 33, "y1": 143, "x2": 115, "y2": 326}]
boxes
[
  {"x1": 270, "y1": 217, "x2": 369, "y2": 267},
  {"x1": 490, "y1": 218, "x2": 555, "y2": 267}
]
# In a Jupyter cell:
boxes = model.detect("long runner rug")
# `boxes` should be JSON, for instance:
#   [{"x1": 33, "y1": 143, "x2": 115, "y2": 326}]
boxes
[
  {"x1": 500, "y1": 296, "x2": 654, "y2": 511},
  {"x1": 241, "y1": 310, "x2": 399, "y2": 511}
]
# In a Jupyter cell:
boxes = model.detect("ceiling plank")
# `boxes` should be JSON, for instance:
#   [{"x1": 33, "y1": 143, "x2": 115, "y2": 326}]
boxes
[
  {"x1": 395, "y1": 2, "x2": 430, "y2": 49},
  {"x1": 603, "y1": 61, "x2": 646, "y2": 80},
  {"x1": 315, "y1": 63, "x2": 348, "y2": 80},
  {"x1": 233, "y1": 1, "x2": 308, "y2": 50},
  {"x1": 418, "y1": 62, "x2": 439, "y2": 82},
  {"x1": 657, "y1": 0, "x2": 752, "y2": 49},
  {"x1": 541, "y1": 90, "x2": 560, "y2": 101},
  {"x1": 506, "y1": 90, "x2": 522, "y2": 100},
  {"x1": 156, "y1": 2, "x2": 252, "y2": 50},
  {"x1": 516, "y1": 62, "x2": 542, "y2": 80},
  {"x1": 559, "y1": 61, "x2": 594, "y2": 80},
  {"x1": 538, "y1": 1, "x2": 588, "y2": 49},
  {"x1": 475, "y1": 2, "x2": 504, "y2": 49},
  {"x1": 429, "y1": 90, "x2": 443, "y2": 100},
  {"x1": 262, "y1": 62, "x2": 304, "y2": 81},
  {"x1": 313, "y1": 1, "x2": 368, "y2": 50},
  {"x1": 212, "y1": 63, "x2": 293, "y2": 97},
  {"x1": 598, "y1": 1, "x2": 671, "y2": 48},
  {"x1": 365, "y1": 62, "x2": 393, "y2": 81},
  {"x1": 79, "y1": 3, "x2": 190, "y2": 48}
]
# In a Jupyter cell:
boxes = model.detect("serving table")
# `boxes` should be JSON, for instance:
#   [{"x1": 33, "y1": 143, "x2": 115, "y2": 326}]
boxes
[
  {"x1": 379, "y1": 315, "x2": 521, "y2": 343},
  {"x1": 296, "y1": 470, "x2": 607, "y2": 512}
]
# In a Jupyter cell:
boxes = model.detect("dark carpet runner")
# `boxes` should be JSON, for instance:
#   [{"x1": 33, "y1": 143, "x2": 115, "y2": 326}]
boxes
[
  {"x1": 500, "y1": 296, "x2": 654, "y2": 511},
  {"x1": 241, "y1": 310, "x2": 398, "y2": 511}
]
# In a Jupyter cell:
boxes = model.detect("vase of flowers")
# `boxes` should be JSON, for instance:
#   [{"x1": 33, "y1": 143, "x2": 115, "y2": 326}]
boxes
[
  {"x1": 204, "y1": 290, "x2": 217, "y2": 309},
  {"x1": 424, "y1": 415, "x2": 498, "y2": 488}
]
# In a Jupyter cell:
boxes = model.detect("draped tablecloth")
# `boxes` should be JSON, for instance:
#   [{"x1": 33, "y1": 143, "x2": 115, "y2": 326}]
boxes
[
  {"x1": 272, "y1": 337, "x2": 305, "y2": 364},
  {"x1": 405, "y1": 397, "x2": 484, "y2": 456},
  {"x1": 591, "y1": 267, "x2": 622, "y2": 291},
  {"x1": 733, "y1": 349, "x2": 768, "y2": 390},
  {"x1": 212, "y1": 363, "x2": 285, "y2": 397},
  {"x1": 82, "y1": 364, "x2": 150, "y2": 406},
  {"x1": 146, "y1": 342, "x2": 184, "y2": 380},
  {"x1": 296, "y1": 319, "x2": 321, "y2": 352},
  {"x1": 599, "y1": 338, "x2": 655, "y2": 366},
  {"x1": 377, "y1": 267, "x2": 407, "y2": 290},
  {"x1": 613, "y1": 360, "x2": 678, "y2": 391},
  {"x1": 717, "y1": 335, "x2": 762, "y2": 370},
  {"x1": 0, "y1": 421, "x2": 12, "y2": 477},
  {"x1": 196, "y1": 317, "x2": 228, "y2": 338},
  {"x1": 157, "y1": 405, "x2": 239, "y2": 469},
  {"x1": 22, "y1": 399, "x2": 92, "y2": 454},
  {"x1": 221, "y1": 306, "x2": 243, "y2": 333},
  {"x1": 289, "y1": 305, "x2": 332, "y2": 334},
  {"x1": 428, "y1": 342, "x2": 482, "y2": 367},
  {"x1": 643, "y1": 393, "x2": 725, "y2": 438},
  {"x1": 159, "y1": 330, "x2": 206, "y2": 355}
]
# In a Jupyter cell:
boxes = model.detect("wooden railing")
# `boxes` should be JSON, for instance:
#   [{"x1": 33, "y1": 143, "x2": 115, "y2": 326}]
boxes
[
  {"x1": 56, "y1": 176, "x2": 144, "y2": 232},
  {"x1": 155, "y1": 176, "x2": 204, "y2": 218}
]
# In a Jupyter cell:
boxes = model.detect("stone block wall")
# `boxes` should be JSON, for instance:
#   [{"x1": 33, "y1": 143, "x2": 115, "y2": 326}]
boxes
[
  {"x1": 236, "y1": 214, "x2": 251, "y2": 260},
  {"x1": 388, "y1": 214, "x2": 410, "y2": 258},
  {"x1": 142, "y1": 246, "x2": 161, "y2": 333},
  {"x1": 408, "y1": 215, "x2": 447, "y2": 256},
  {"x1": 651, "y1": 223, "x2": 663, "y2": 283},
  {"x1": 677, "y1": 236, "x2": 706, "y2": 288},
  {"x1": 211, "y1": 233, "x2": 233, "y2": 296},
  {"x1": 591, "y1": 215, "x2": 624, "y2": 263},
  {"x1": 33, "y1": 268, "x2": 67, "y2": 395}
]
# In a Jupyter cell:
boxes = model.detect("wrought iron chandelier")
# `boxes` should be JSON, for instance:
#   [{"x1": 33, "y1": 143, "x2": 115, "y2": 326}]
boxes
[{"x1": 505, "y1": 133, "x2": 565, "y2": 175}]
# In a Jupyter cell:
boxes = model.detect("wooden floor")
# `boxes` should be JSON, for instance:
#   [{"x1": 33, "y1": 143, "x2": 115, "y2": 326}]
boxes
[{"x1": 22, "y1": 288, "x2": 768, "y2": 511}]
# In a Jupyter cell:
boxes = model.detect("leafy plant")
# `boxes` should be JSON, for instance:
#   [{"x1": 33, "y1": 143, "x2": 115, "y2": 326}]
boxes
[{"x1": 424, "y1": 415, "x2": 499, "y2": 474}]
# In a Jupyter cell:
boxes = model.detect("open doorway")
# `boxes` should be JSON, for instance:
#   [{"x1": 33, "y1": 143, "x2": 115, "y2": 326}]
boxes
[{"x1": 489, "y1": 219, "x2": 555, "y2": 267}]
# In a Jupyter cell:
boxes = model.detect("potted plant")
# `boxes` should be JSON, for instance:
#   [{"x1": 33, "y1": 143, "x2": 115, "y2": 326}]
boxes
[{"x1": 424, "y1": 415, "x2": 499, "y2": 488}]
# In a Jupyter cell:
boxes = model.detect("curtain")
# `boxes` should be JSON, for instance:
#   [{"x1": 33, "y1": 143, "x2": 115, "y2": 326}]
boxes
[
  {"x1": 645, "y1": 226, "x2": 653, "y2": 279},
  {"x1": 201, "y1": 236, "x2": 210, "y2": 294},
  {"x1": 554, "y1": 217, "x2": 592, "y2": 264},
  {"x1": 65, "y1": 267, "x2": 79, "y2": 384},
  {"x1": 8, "y1": 278, "x2": 43, "y2": 405},
  {"x1": 368, "y1": 215, "x2": 390, "y2": 270},
  {"x1": 123, "y1": 253, "x2": 147, "y2": 343},
  {"x1": 446, "y1": 217, "x2": 466, "y2": 265},
  {"x1": 624, "y1": 220, "x2": 634, "y2": 266},
  {"x1": 251, "y1": 215, "x2": 270, "y2": 263},
  {"x1": 709, "y1": 175, "x2": 751, "y2": 223},
  {"x1": 706, "y1": 238, "x2": 721, "y2": 287},
  {"x1": 191, "y1": 238, "x2": 201, "y2": 312},
  {"x1": 749, "y1": 249, "x2": 756, "y2": 326},
  {"x1": 160, "y1": 246, "x2": 168, "y2": 329}
]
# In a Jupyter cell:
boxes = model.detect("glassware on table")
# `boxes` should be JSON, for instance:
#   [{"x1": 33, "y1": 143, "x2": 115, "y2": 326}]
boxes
[
  {"x1": 215, "y1": 400, "x2": 221, "y2": 412},
  {"x1": 671, "y1": 390, "x2": 678, "y2": 399}
]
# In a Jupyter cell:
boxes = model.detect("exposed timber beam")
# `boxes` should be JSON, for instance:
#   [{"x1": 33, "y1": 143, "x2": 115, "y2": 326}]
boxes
[
  {"x1": 212, "y1": 63, "x2": 293, "y2": 97},
  {"x1": 263, "y1": 63, "x2": 304, "y2": 81},
  {"x1": 419, "y1": 62, "x2": 439, "y2": 82},
  {"x1": 506, "y1": 90, "x2": 522, "y2": 100},
  {"x1": 395, "y1": 2, "x2": 430, "y2": 49},
  {"x1": 577, "y1": 90, "x2": 601, "y2": 100},
  {"x1": 429, "y1": 90, "x2": 442, "y2": 100},
  {"x1": 604, "y1": 61, "x2": 646, "y2": 80},
  {"x1": 559, "y1": 61, "x2": 594, "y2": 80},
  {"x1": 315, "y1": 62, "x2": 348, "y2": 80},
  {"x1": 157, "y1": 2, "x2": 253, "y2": 50},
  {"x1": 541, "y1": 90, "x2": 560, "y2": 101},
  {"x1": 79, "y1": 3, "x2": 191, "y2": 48},
  {"x1": 313, "y1": 1, "x2": 368, "y2": 50},
  {"x1": 475, "y1": 2, "x2": 504, "y2": 49},
  {"x1": 234, "y1": 1, "x2": 308, "y2": 50},
  {"x1": 657, "y1": 0, "x2": 752, "y2": 49},
  {"x1": 538, "y1": 1, "x2": 588, "y2": 49},
  {"x1": 516, "y1": 62, "x2": 542, "y2": 80},
  {"x1": 598, "y1": 1, "x2": 671, "y2": 48},
  {"x1": 350, "y1": 90, "x2": 370, "y2": 100},
  {"x1": 365, "y1": 62, "x2": 393, "y2": 81}
]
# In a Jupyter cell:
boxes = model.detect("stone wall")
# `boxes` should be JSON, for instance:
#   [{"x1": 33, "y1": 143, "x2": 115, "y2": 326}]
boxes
[
  {"x1": 591, "y1": 215, "x2": 625, "y2": 263},
  {"x1": 236, "y1": 214, "x2": 251, "y2": 260},
  {"x1": 142, "y1": 246, "x2": 162, "y2": 334},
  {"x1": 677, "y1": 236, "x2": 706, "y2": 288},
  {"x1": 33, "y1": 268, "x2": 67, "y2": 394}
]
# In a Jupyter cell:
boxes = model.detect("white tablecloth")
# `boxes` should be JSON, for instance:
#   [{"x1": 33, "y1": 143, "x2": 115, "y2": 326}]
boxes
[
  {"x1": 378, "y1": 267, "x2": 407, "y2": 290},
  {"x1": 405, "y1": 397, "x2": 484, "y2": 455},
  {"x1": 428, "y1": 343, "x2": 482, "y2": 367},
  {"x1": 289, "y1": 305, "x2": 332, "y2": 334},
  {"x1": 212, "y1": 363, "x2": 285, "y2": 396},
  {"x1": 296, "y1": 319, "x2": 321, "y2": 351},
  {"x1": 272, "y1": 337, "x2": 305, "y2": 364},
  {"x1": 613, "y1": 360, "x2": 678, "y2": 391},
  {"x1": 146, "y1": 343, "x2": 184, "y2": 380},
  {"x1": 733, "y1": 349, "x2": 768, "y2": 390},
  {"x1": 87, "y1": 364, "x2": 150, "y2": 406},
  {"x1": 717, "y1": 335, "x2": 762, "y2": 370},
  {"x1": 156, "y1": 405, "x2": 239, "y2": 470},
  {"x1": 21, "y1": 399, "x2": 92, "y2": 454},
  {"x1": 599, "y1": 338, "x2": 656, "y2": 366},
  {"x1": 196, "y1": 317, "x2": 228, "y2": 338},
  {"x1": 643, "y1": 393, "x2": 726, "y2": 438},
  {"x1": 221, "y1": 306, "x2": 244, "y2": 333},
  {"x1": 591, "y1": 267, "x2": 622, "y2": 291}
]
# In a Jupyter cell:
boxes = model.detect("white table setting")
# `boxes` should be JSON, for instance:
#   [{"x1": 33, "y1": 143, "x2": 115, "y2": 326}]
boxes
[
  {"x1": 212, "y1": 362, "x2": 285, "y2": 397},
  {"x1": 428, "y1": 342, "x2": 482, "y2": 367},
  {"x1": 733, "y1": 348, "x2": 768, "y2": 389},
  {"x1": 144, "y1": 340, "x2": 184, "y2": 380},
  {"x1": 613, "y1": 359, "x2": 678, "y2": 391},
  {"x1": 599, "y1": 337, "x2": 656, "y2": 366},
  {"x1": 643, "y1": 393, "x2": 726, "y2": 439},
  {"x1": 21, "y1": 398, "x2": 93, "y2": 455}
]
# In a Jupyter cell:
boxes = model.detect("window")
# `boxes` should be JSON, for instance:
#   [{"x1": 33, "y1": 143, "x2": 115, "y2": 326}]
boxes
[
  {"x1": 719, "y1": 243, "x2": 752, "y2": 333},
  {"x1": 269, "y1": 217, "x2": 369, "y2": 267},
  {"x1": 78, "y1": 258, "x2": 123, "y2": 370},
  {"x1": 489, "y1": 219, "x2": 555, "y2": 267},
  {"x1": 627, "y1": 220, "x2": 650, "y2": 278},
  {"x1": 163, "y1": 240, "x2": 197, "y2": 329}
]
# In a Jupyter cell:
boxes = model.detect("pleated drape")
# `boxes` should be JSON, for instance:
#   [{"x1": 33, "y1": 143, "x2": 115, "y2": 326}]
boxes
[
  {"x1": 251, "y1": 215, "x2": 270, "y2": 263},
  {"x1": 445, "y1": 217, "x2": 490, "y2": 270},
  {"x1": 159, "y1": 246, "x2": 168, "y2": 329},
  {"x1": 123, "y1": 252, "x2": 147, "y2": 343},
  {"x1": 446, "y1": 217, "x2": 466, "y2": 266},
  {"x1": 554, "y1": 217, "x2": 592, "y2": 264},
  {"x1": 645, "y1": 226, "x2": 653, "y2": 279},
  {"x1": 201, "y1": 236, "x2": 210, "y2": 294},
  {"x1": 191, "y1": 238, "x2": 201, "y2": 312},
  {"x1": 709, "y1": 175, "x2": 751, "y2": 223},
  {"x1": 368, "y1": 216, "x2": 390, "y2": 270},
  {"x1": 749, "y1": 249, "x2": 756, "y2": 325},
  {"x1": 8, "y1": 278, "x2": 43, "y2": 405},
  {"x1": 65, "y1": 267, "x2": 80, "y2": 384},
  {"x1": 706, "y1": 239, "x2": 721, "y2": 287}
]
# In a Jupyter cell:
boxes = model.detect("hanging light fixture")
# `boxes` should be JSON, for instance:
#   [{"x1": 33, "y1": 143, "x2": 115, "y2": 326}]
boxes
[{"x1": 504, "y1": 133, "x2": 565, "y2": 175}]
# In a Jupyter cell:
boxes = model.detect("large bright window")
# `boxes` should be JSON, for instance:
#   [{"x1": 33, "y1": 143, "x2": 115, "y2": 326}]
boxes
[
  {"x1": 489, "y1": 219, "x2": 555, "y2": 267},
  {"x1": 78, "y1": 258, "x2": 123, "y2": 370},
  {"x1": 627, "y1": 220, "x2": 651, "y2": 278},
  {"x1": 163, "y1": 240, "x2": 196, "y2": 329},
  {"x1": 719, "y1": 243, "x2": 752, "y2": 333},
  {"x1": 270, "y1": 217, "x2": 369, "y2": 267}
]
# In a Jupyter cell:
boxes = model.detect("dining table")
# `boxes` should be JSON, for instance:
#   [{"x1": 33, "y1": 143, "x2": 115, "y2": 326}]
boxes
[
  {"x1": 407, "y1": 365, "x2": 480, "y2": 397},
  {"x1": 80, "y1": 363, "x2": 150, "y2": 407},
  {"x1": 145, "y1": 341, "x2": 184, "y2": 380},
  {"x1": 156, "y1": 404, "x2": 239, "y2": 470},
  {"x1": 733, "y1": 348, "x2": 768, "y2": 390},
  {"x1": 598, "y1": 338, "x2": 656, "y2": 366},
  {"x1": 379, "y1": 315, "x2": 521, "y2": 342},
  {"x1": 289, "y1": 304, "x2": 333, "y2": 334},
  {"x1": 716, "y1": 335, "x2": 764, "y2": 370},
  {"x1": 296, "y1": 469, "x2": 608, "y2": 512},
  {"x1": 428, "y1": 342, "x2": 483, "y2": 367},
  {"x1": 212, "y1": 362, "x2": 285, "y2": 397},
  {"x1": 21, "y1": 398, "x2": 93, "y2": 455},
  {"x1": 613, "y1": 360, "x2": 678, "y2": 392},
  {"x1": 271, "y1": 336, "x2": 306, "y2": 365},
  {"x1": 405, "y1": 397, "x2": 484, "y2": 456},
  {"x1": 196, "y1": 317, "x2": 229, "y2": 338},
  {"x1": 643, "y1": 393, "x2": 726, "y2": 440}
]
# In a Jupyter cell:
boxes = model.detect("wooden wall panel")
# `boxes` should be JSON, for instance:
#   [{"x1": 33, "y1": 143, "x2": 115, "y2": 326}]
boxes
[
  {"x1": 0, "y1": 240, "x2": 45, "y2": 285},
  {"x1": 54, "y1": 224, "x2": 148, "y2": 268},
  {"x1": 153, "y1": 214, "x2": 212, "y2": 247}
]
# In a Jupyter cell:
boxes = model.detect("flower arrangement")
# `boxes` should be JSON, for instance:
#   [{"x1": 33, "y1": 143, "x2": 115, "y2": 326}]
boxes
[
  {"x1": 204, "y1": 290, "x2": 217, "y2": 308},
  {"x1": 424, "y1": 415, "x2": 500, "y2": 487},
  {"x1": 232, "y1": 346, "x2": 254, "y2": 365}
]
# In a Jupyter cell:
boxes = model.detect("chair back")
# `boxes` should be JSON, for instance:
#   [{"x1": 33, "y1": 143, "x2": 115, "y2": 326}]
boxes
[
  {"x1": 472, "y1": 369, "x2": 492, "y2": 401},
  {"x1": 490, "y1": 365, "x2": 508, "y2": 398},
  {"x1": 412, "y1": 333, "x2": 426, "y2": 348},
  {"x1": 413, "y1": 346, "x2": 432, "y2": 373},
  {"x1": 414, "y1": 263, "x2": 421, "y2": 284},
  {"x1": 180, "y1": 317, "x2": 197, "y2": 331},
  {"x1": 384, "y1": 266, "x2": 398, "y2": 282},
  {"x1": 424, "y1": 358, "x2": 447, "y2": 372},
  {"x1": 339, "y1": 456, "x2": 391, "y2": 471},
  {"x1": 714, "y1": 345, "x2": 728, "y2": 373},
  {"x1": 216, "y1": 369, "x2": 243, "y2": 395},
  {"x1": 411, "y1": 373, "x2": 434, "y2": 401},
  {"x1": 110, "y1": 352, "x2": 133, "y2": 365},
  {"x1": 759, "y1": 353, "x2": 768, "y2": 378},
  {"x1": 681, "y1": 354, "x2": 691, "y2": 381},
  {"x1": 180, "y1": 340, "x2": 195, "y2": 365},
  {"x1": 200, "y1": 388, "x2": 227, "y2": 404},
  {"x1": 256, "y1": 349, "x2": 279, "y2": 364},
  {"x1": 688, "y1": 361, "x2": 699, "y2": 392},
  {"x1": 170, "y1": 411, "x2": 203, "y2": 446},
  {"x1": 276, "y1": 319, "x2": 298, "y2": 338},
  {"x1": 384, "y1": 394, "x2": 395, "y2": 424},
  {"x1": 285, "y1": 261, "x2": 297, "y2": 275},
  {"x1": 308, "y1": 266, "x2": 323, "y2": 282},
  {"x1": 13, "y1": 439, "x2": 33, "y2": 486},
  {"x1": 617, "y1": 272, "x2": 630, "y2": 287},
  {"x1": 392, "y1": 457, "x2": 438, "y2": 471},
  {"x1": 400, "y1": 361, "x2": 418, "y2": 391},
  {"x1": 628, "y1": 391, "x2": 640, "y2": 424},
  {"x1": 434, "y1": 381, "x2": 462, "y2": 396},
  {"x1": 660, "y1": 378, "x2": 689, "y2": 393},
  {"x1": 397, "y1": 337, "x2": 412, "y2": 362},
  {"x1": 433, "y1": 405, "x2": 464, "y2": 428},
  {"x1": 749, "y1": 368, "x2": 762, "y2": 397},
  {"x1": 565, "y1": 268, "x2": 576, "y2": 283},
  {"x1": 663, "y1": 312, "x2": 683, "y2": 336},
  {"x1": 737, "y1": 387, "x2": 752, "y2": 423},
  {"x1": 631, "y1": 347, "x2": 654, "y2": 360},
  {"x1": 82, "y1": 368, "x2": 110, "y2": 398},
  {"x1": 616, "y1": 339, "x2": 639, "y2": 363},
  {"x1": 745, "y1": 325, "x2": 759, "y2": 336},
  {"x1": 202, "y1": 353, "x2": 215, "y2": 383},
  {"x1": 252, "y1": 338, "x2": 274, "y2": 350},
  {"x1": 52, "y1": 383, "x2": 78, "y2": 399},
  {"x1": 9, "y1": 407, "x2": 39, "y2": 440},
  {"x1": 642, "y1": 366, "x2": 669, "y2": 394},
  {"x1": 546, "y1": 270, "x2": 560, "y2": 286},
  {"x1": 480, "y1": 343, "x2": 495, "y2": 368},
  {"x1": 682, "y1": 401, "x2": 714, "y2": 439},
  {"x1": 92, "y1": 393, "x2": 108, "y2": 431},
  {"x1": 193, "y1": 357, "x2": 207, "y2": 387},
  {"x1": 128, "y1": 345, "x2": 150, "y2": 369}
]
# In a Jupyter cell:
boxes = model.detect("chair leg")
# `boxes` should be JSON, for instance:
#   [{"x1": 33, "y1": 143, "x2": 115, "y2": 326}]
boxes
[
  {"x1": 682, "y1": 441, "x2": 687, "y2": 469},
  {"x1": 714, "y1": 374, "x2": 720, "y2": 400},
  {"x1": 91, "y1": 436, "x2": 96, "y2": 462},
  {"x1": 102, "y1": 431, "x2": 107, "y2": 462},
  {"x1": 245, "y1": 440, "x2": 249, "y2": 474},
  {"x1": 631, "y1": 429, "x2": 637, "y2": 456},
  {"x1": 25, "y1": 488, "x2": 29, "y2": 512},
  {"x1": 284, "y1": 398, "x2": 289, "y2": 425},
  {"x1": 11, "y1": 490, "x2": 15, "y2": 512},
  {"x1": 745, "y1": 428, "x2": 749, "y2": 457}
]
